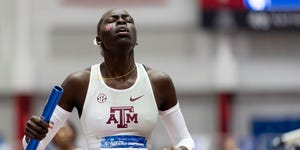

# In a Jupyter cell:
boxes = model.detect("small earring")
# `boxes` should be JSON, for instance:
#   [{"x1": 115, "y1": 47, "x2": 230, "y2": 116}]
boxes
[
  {"x1": 93, "y1": 38, "x2": 99, "y2": 45},
  {"x1": 93, "y1": 38, "x2": 102, "y2": 46},
  {"x1": 135, "y1": 43, "x2": 138, "y2": 45}
]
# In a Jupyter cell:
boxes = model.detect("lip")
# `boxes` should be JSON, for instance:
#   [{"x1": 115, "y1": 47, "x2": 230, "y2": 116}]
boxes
[
  {"x1": 116, "y1": 32, "x2": 129, "y2": 37},
  {"x1": 116, "y1": 26, "x2": 129, "y2": 33},
  {"x1": 116, "y1": 27, "x2": 130, "y2": 37}
]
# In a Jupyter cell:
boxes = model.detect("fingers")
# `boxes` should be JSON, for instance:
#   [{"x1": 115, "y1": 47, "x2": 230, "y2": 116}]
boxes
[
  {"x1": 33, "y1": 116, "x2": 51, "y2": 128},
  {"x1": 24, "y1": 116, "x2": 51, "y2": 140},
  {"x1": 25, "y1": 124, "x2": 46, "y2": 140}
]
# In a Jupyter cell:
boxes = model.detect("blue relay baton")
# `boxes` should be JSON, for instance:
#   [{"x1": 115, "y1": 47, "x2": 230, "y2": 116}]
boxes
[{"x1": 26, "y1": 85, "x2": 64, "y2": 150}]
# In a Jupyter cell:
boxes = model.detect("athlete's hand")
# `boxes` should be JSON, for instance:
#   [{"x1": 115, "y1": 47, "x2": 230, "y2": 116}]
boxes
[{"x1": 24, "y1": 116, "x2": 53, "y2": 142}]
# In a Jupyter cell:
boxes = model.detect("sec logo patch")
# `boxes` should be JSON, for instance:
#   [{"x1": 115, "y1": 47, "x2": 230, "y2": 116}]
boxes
[{"x1": 97, "y1": 93, "x2": 107, "y2": 103}]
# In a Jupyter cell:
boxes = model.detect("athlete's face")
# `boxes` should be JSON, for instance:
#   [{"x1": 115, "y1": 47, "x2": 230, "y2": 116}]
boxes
[{"x1": 99, "y1": 9, "x2": 137, "y2": 51}]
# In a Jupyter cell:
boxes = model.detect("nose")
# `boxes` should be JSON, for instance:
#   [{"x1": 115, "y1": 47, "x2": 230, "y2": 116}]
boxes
[{"x1": 116, "y1": 17, "x2": 126, "y2": 25}]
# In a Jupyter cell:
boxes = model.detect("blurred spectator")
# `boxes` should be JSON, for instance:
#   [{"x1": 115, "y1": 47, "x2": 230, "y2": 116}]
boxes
[
  {"x1": 0, "y1": 133, "x2": 10, "y2": 150},
  {"x1": 49, "y1": 121, "x2": 81, "y2": 150},
  {"x1": 223, "y1": 137, "x2": 239, "y2": 150}
]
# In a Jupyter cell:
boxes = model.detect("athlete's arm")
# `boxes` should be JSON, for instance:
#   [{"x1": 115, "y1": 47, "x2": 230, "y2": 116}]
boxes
[
  {"x1": 23, "y1": 69, "x2": 89, "y2": 149},
  {"x1": 23, "y1": 106, "x2": 71, "y2": 149},
  {"x1": 147, "y1": 68, "x2": 195, "y2": 150},
  {"x1": 147, "y1": 68, "x2": 177, "y2": 111},
  {"x1": 159, "y1": 103, "x2": 195, "y2": 150},
  {"x1": 58, "y1": 69, "x2": 90, "y2": 117}
]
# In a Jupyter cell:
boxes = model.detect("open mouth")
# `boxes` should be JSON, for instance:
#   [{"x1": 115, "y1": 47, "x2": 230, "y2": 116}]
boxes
[{"x1": 116, "y1": 27, "x2": 130, "y2": 37}]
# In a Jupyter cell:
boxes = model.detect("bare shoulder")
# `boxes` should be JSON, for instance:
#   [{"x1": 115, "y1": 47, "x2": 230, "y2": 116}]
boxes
[
  {"x1": 59, "y1": 67, "x2": 91, "y2": 112},
  {"x1": 145, "y1": 66, "x2": 173, "y2": 85},
  {"x1": 63, "y1": 68, "x2": 90, "y2": 87},
  {"x1": 144, "y1": 65, "x2": 177, "y2": 111}
]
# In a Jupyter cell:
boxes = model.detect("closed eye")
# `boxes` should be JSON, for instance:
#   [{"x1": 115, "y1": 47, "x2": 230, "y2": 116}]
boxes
[
  {"x1": 106, "y1": 15, "x2": 134, "y2": 24},
  {"x1": 106, "y1": 16, "x2": 118, "y2": 23},
  {"x1": 126, "y1": 17, "x2": 134, "y2": 23}
]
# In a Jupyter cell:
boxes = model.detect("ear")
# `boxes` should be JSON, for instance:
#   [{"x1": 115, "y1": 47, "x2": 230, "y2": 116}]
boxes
[{"x1": 94, "y1": 35, "x2": 102, "y2": 45}]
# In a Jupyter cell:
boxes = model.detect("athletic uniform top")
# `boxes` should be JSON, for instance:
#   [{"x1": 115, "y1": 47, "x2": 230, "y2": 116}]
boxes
[{"x1": 80, "y1": 63, "x2": 159, "y2": 150}]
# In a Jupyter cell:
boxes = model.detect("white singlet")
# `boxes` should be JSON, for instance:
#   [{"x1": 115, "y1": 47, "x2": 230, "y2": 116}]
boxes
[{"x1": 80, "y1": 63, "x2": 158, "y2": 150}]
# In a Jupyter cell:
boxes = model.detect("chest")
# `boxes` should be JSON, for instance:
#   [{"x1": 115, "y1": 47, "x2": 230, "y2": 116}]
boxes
[
  {"x1": 80, "y1": 63, "x2": 159, "y2": 138},
  {"x1": 81, "y1": 90, "x2": 159, "y2": 138}
]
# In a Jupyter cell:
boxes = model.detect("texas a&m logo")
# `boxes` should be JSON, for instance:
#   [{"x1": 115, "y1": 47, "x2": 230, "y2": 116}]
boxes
[{"x1": 106, "y1": 106, "x2": 138, "y2": 128}]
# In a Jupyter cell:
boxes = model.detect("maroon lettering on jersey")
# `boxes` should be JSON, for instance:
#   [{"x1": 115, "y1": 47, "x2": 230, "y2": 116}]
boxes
[{"x1": 106, "y1": 106, "x2": 138, "y2": 128}]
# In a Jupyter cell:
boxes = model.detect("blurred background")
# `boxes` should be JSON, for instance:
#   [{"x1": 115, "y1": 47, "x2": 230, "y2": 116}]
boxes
[{"x1": 1, "y1": 0, "x2": 300, "y2": 149}]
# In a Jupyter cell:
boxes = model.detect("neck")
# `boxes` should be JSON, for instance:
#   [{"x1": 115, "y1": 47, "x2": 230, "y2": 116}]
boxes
[{"x1": 102, "y1": 50, "x2": 135, "y2": 78}]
